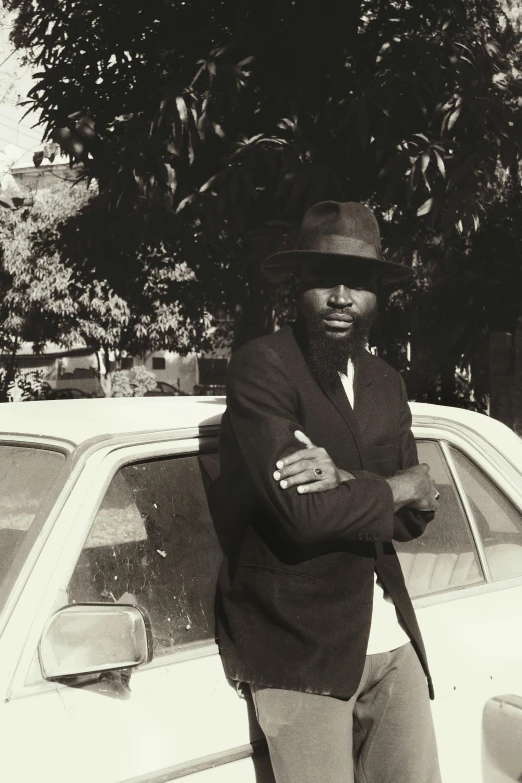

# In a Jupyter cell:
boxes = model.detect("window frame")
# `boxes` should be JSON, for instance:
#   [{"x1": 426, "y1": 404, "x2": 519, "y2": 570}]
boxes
[
  {"x1": 412, "y1": 421, "x2": 522, "y2": 607},
  {"x1": 61, "y1": 437, "x2": 222, "y2": 669},
  {"x1": 0, "y1": 438, "x2": 73, "y2": 634},
  {"x1": 70, "y1": 449, "x2": 222, "y2": 659},
  {"x1": 7, "y1": 434, "x2": 221, "y2": 700},
  {"x1": 398, "y1": 438, "x2": 487, "y2": 598}
]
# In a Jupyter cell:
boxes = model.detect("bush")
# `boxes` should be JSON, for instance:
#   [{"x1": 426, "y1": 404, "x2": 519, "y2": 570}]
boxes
[
  {"x1": 110, "y1": 370, "x2": 134, "y2": 398},
  {"x1": 110, "y1": 366, "x2": 157, "y2": 397},
  {"x1": 128, "y1": 365, "x2": 157, "y2": 396},
  {"x1": 0, "y1": 369, "x2": 52, "y2": 401}
]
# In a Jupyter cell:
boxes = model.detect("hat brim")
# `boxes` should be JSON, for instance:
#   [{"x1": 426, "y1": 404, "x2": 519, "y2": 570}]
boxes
[{"x1": 261, "y1": 250, "x2": 414, "y2": 285}]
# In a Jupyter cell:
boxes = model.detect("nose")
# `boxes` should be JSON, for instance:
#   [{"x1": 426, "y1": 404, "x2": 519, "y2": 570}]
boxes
[{"x1": 328, "y1": 285, "x2": 354, "y2": 308}]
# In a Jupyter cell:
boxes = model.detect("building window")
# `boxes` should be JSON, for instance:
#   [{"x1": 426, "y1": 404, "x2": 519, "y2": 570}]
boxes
[
  {"x1": 195, "y1": 358, "x2": 228, "y2": 395},
  {"x1": 121, "y1": 357, "x2": 134, "y2": 370},
  {"x1": 152, "y1": 357, "x2": 166, "y2": 371}
]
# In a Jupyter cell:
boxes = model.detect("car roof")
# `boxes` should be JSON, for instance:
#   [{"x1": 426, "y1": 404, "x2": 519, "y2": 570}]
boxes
[
  {"x1": 0, "y1": 397, "x2": 519, "y2": 460},
  {"x1": 0, "y1": 396, "x2": 226, "y2": 447}
]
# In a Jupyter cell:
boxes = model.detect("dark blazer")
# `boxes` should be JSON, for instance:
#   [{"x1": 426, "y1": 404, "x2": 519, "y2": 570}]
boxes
[{"x1": 215, "y1": 324, "x2": 434, "y2": 700}]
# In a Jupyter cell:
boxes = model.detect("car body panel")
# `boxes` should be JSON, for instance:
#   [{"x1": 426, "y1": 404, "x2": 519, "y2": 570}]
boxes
[{"x1": 0, "y1": 398, "x2": 521, "y2": 782}]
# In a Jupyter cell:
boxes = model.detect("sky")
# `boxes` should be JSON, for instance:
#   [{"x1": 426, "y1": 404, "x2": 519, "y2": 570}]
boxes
[
  {"x1": 0, "y1": 8, "x2": 68, "y2": 182},
  {"x1": 0, "y1": 8, "x2": 44, "y2": 172}
]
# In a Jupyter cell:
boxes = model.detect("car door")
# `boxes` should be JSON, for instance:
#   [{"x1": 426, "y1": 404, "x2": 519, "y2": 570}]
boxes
[
  {"x1": 396, "y1": 426, "x2": 522, "y2": 783},
  {"x1": 1, "y1": 436, "x2": 273, "y2": 783}
]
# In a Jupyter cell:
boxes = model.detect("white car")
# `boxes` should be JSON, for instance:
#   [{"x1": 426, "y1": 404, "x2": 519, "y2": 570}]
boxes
[{"x1": 0, "y1": 397, "x2": 521, "y2": 783}]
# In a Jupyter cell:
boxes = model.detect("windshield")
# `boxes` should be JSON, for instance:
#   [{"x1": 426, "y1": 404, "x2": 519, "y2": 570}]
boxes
[{"x1": 0, "y1": 445, "x2": 65, "y2": 602}]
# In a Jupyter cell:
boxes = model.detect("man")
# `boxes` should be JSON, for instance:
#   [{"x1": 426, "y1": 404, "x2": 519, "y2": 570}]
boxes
[{"x1": 215, "y1": 201, "x2": 442, "y2": 783}]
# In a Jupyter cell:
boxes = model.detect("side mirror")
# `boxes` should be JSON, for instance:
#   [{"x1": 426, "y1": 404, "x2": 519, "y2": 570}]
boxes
[{"x1": 39, "y1": 603, "x2": 153, "y2": 680}]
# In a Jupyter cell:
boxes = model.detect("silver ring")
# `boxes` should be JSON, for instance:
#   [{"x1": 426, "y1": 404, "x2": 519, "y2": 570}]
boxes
[
  {"x1": 435, "y1": 491, "x2": 440, "y2": 500},
  {"x1": 314, "y1": 468, "x2": 323, "y2": 478}
]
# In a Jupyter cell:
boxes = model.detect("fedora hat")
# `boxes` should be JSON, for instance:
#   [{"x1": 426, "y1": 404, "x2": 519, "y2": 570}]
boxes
[{"x1": 261, "y1": 201, "x2": 413, "y2": 284}]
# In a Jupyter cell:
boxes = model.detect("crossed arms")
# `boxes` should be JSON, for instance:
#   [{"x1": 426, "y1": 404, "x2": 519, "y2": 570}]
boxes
[{"x1": 224, "y1": 343, "x2": 437, "y2": 548}]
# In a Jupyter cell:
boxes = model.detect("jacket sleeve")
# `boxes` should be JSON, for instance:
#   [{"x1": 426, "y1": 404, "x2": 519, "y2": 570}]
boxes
[
  {"x1": 392, "y1": 375, "x2": 435, "y2": 542},
  {"x1": 223, "y1": 341, "x2": 396, "y2": 547}
]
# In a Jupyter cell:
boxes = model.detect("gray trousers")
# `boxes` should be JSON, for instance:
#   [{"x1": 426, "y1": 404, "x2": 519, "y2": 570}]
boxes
[{"x1": 250, "y1": 643, "x2": 442, "y2": 783}]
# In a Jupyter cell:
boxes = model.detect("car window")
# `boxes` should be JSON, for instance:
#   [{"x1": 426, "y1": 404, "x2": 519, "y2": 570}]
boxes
[
  {"x1": 395, "y1": 440, "x2": 484, "y2": 598},
  {"x1": 0, "y1": 446, "x2": 64, "y2": 601},
  {"x1": 449, "y1": 446, "x2": 522, "y2": 581},
  {"x1": 66, "y1": 454, "x2": 223, "y2": 657}
]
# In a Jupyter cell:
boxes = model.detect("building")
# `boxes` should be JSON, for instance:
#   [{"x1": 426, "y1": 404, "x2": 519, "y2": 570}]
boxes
[{"x1": 0, "y1": 342, "x2": 228, "y2": 397}]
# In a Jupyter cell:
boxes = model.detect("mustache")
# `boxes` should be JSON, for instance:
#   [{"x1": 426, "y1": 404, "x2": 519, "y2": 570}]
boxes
[{"x1": 319, "y1": 308, "x2": 359, "y2": 319}]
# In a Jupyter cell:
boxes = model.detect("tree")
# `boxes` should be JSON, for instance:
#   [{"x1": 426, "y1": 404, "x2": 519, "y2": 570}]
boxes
[
  {"x1": 6, "y1": 0, "x2": 522, "y2": 403},
  {"x1": 0, "y1": 180, "x2": 87, "y2": 399},
  {"x1": 0, "y1": 178, "x2": 215, "y2": 398}
]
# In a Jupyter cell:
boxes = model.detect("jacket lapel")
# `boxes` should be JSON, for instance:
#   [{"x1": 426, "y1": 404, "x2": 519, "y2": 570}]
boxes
[{"x1": 318, "y1": 374, "x2": 367, "y2": 468}]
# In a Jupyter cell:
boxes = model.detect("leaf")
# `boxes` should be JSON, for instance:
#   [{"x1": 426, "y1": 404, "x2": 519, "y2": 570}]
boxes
[
  {"x1": 176, "y1": 96, "x2": 188, "y2": 125},
  {"x1": 212, "y1": 122, "x2": 225, "y2": 139},
  {"x1": 433, "y1": 149, "x2": 446, "y2": 178},
  {"x1": 0, "y1": 196, "x2": 16, "y2": 210},
  {"x1": 33, "y1": 150, "x2": 44, "y2": 168},
  {"x1": 200, "y1": 173, "x2": 220, "y2": 193},
  {"x1": 447, "y1": 107, "x2": 461, "y2": 131},
  {"x1": 164, "y1": 164, "x2": 177, "y2": 193},
  {"x1": 417, "y1": 198, "x2": 434, "y2": 216},
  {"x1": 499, "y1": 139, "x2": 517, "y2": 169}
]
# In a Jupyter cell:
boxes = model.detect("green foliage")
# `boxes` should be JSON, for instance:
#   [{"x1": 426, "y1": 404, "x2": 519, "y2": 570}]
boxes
[
  {"x1": 9, "y1": 0, "x2": 522, "y2": 239},
  {"x1": 6, "y1": 0, "x2": 522, "y2": 406},
  {"x1": 110, "y1": 370, "x2": 134, "y2": 398},
  {"x1": 0, "y1": 180, "x2": 92, "y2": 354},
  {"x1": 0, "y1": 178, "x2": 215, "y2": 399},
  {"x1": 111, "y1": 365, "x2": 157, "y2": 397},
  {"x1": 0, "y1": 369, "x2": 52, "y2": 402},
  {"x1": 128, "y1": 365, "x2": 157, "y2": 396}
]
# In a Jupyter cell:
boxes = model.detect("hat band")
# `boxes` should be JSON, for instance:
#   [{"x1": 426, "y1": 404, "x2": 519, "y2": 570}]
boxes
[{"x1": 297, "y1": 231, "x2": 383, "y2": 261}]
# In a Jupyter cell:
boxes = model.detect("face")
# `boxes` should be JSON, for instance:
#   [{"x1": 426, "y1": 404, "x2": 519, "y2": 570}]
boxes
[{"x1": 295, "y1": 260, "x2": 379, "y2": 342}]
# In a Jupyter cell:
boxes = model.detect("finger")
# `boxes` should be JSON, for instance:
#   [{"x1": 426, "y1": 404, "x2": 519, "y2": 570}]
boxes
[
  {"x1": 274, "y1": 459, "x2": 313, "y2": 480},
  {"x1": 296, "y1": 480, "x2": 334, "y2": 494},
  {"x1": 276, "y1": 447, "x2": 324, "y2": 471},
  {"x1": 275, "y1": 456, "x2": 328, "y2": 479},
  {"x1": 294, "y1": 430, "x2": 315, "y2": 449},
  {"x1": 278, "y1": 469, "x2": 325, "y2": 489}
]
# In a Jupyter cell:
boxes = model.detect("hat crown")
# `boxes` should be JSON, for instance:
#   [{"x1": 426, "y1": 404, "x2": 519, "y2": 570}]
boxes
[
  {"x1": 298, "y1": 201, "x2": 381, "y2": 251},
  {"x1": 260, "y1": 199, "x2": 413, "y2": 285}
]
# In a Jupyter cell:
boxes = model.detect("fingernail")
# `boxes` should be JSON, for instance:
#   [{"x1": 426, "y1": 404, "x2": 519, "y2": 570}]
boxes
[
  {"x1": 297, "y1": 486, "x2": 303, "y2": 493},
  {"x1": 273, "y1": 471, "x2": 280, "y2": 480},
  {"x1": 276, "y1": 461, "x2": 283, "y2": 469},
  {"x1": 280, "y1": 480, "x2": 288, "y2": 489}
]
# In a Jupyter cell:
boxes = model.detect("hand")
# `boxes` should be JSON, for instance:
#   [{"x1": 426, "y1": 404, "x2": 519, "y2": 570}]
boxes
[
  {"x1": 273, "y1": 431, "x2": 354, "y2": 494},
  {"x1": 386, "y1": 463, "x2": 440, "y2": 513}
]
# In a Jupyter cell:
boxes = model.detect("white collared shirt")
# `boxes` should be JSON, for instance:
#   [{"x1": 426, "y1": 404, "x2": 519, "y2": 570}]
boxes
[{"x1": 339, "y1": 359, "x2": 410, "y2": 655}]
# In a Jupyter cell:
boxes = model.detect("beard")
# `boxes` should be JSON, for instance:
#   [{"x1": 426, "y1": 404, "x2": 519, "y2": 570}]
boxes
[{"x1": 295, "y1": 306, "x2": 377, "y2": 391}]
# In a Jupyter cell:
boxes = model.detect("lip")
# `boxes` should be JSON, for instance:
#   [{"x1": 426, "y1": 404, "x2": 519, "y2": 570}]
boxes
[{"x1": 324, "y1": 315, "x2": 354, "y2": 329}]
